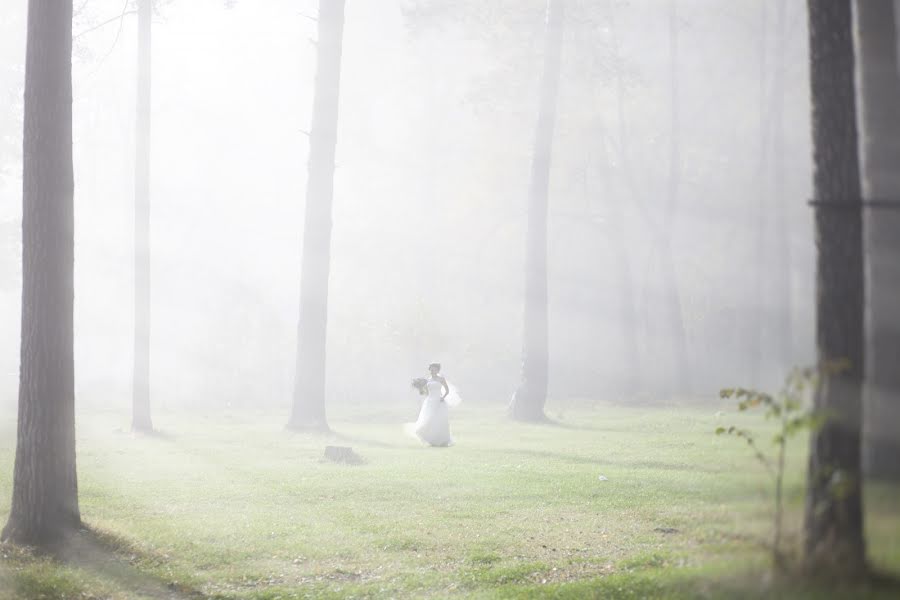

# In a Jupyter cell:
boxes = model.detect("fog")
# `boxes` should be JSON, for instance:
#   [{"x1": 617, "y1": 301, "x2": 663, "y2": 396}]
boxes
[
  {"x1": 0, "y1": 0, "x2": 816, "y2": 415},
  {"x1": 5, "y1": 1, "x2": 900, "y2": 597}
]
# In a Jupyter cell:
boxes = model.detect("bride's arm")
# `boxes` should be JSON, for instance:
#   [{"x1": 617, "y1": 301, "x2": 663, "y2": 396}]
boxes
[{"x1": 439, "y1": 376, "x2": 450, "y2": 401}]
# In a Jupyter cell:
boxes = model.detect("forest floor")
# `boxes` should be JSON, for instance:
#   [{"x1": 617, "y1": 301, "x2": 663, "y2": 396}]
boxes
[{"x1": 0, "y1": 401, "x2": 899, "y2": 599}]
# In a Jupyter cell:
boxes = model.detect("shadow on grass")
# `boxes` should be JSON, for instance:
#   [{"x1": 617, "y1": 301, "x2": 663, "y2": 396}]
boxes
[
  {"x1": 139, "y1": 429, "x2": 178, "y2": 442},
  {"x1": 542, "y1": 418, "x2": 607, "y2": 433},
  {"x1": 488, "y1": 565, "x2": 900, "y2": 600},
  {"x1": 37, "y1": 525, "x2": 211, "y2": 600},
  {"x1": 505, "y1": 412, "x2": 611, "y2": 433},
  {"x1": 483, "y1": 446, "x2": 721, "y2": 473},
  {"x1": 869, "y1": 569, "x2": 900, "y2": 591},
  {"x1": 329, "y1": 430, "x2": 406, "y2": 450},
  {"x1": 115, "y1": 427, "x2": 178, "y2": 442}
]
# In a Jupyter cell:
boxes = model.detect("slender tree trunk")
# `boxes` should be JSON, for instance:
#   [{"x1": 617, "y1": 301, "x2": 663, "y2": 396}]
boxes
[
  {"x1": 588, "y1": 124, "x2": 639, "y2": 398},
  {"x1": 803, "y1": 0, "x2": 866, "y2": 576},
  {"x1": 288, "y1": 0, "x2": 345, "y2": 432},
  {"x1": 132, "y1": 0, "x2": 153, "y2": 433},
  {"x1": 774, "y1": 415, "x2": 787, "y2": 565},
  {"x1": 750, "y1": 1, "x2": 768, "y2": 387},
  {"x1": 1, "y1": 0, "x2": 80, "y2": 547},
  {"x1": 608, "y1": 189, "x2": 639, "y2": 397},
  {"x1": 509, "y1": 0, "x2": 564, "y2": 422},
  {"x1": 856, "y1": 0, "x2": 900, "y2": 481},
  {"x1": 661, "y1": 0, "x2": 690, "y2": 395},
  {"x1": 607, "y1": 1, "x2": 640, "y2": 397}
]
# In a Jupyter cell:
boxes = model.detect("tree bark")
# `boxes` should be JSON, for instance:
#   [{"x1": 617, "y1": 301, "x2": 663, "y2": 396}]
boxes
[
  {"x1": 132, "y1": 0, "x2": 153, "y2": 433},
  {"x1": 803, "y1": 0, "x2": 866, "y2": 576},
  {"x1": 288, "y1": 0, "x2": 345, "y2": 432},
  {"x1": 1, "y1": 0, "x2": 81, "y2": 547},
  {"x1": 509, "y1": 0, "x2": 564, "y2": 422},
  {"x1": 856, "y1": 0, "x2": 900, "y2": 481}
]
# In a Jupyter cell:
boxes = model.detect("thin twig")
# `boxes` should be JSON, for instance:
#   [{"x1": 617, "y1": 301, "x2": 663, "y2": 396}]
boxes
[
  {"x1": 74, "y1": 0, "x2": 91, "y2": 18},
  {"x1": 73, "y1": 0, "x2": 136, "y2": 40},
  {"x1": 86, "y1": 1, "x2": 133, "y2": 75}
]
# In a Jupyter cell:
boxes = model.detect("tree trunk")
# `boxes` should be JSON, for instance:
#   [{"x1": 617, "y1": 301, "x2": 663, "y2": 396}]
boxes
[
  {"x1": 132, "y1": 0, "x2": 153, "y2": 433},
  {"x1": 803, "y1": 0, "x2": 866, "y2": 576},
  {"x1": 608, "y1": 186, "x2": 639, "y2": 397},
  {"x1": 509, "y1": 0, "x2": 564, "y2": 422},
  {"x1": 856, "y1": 0, "x2": 900, "y2": 480},
  {"x1": 749, "y1": 1, "x2": 768, "y2": 387},
  {"x1": 1, "y1": 0, "x2": 80, "y2": 547},
  {"x1": 288, "y1": 0, "x2": 345, "y2": 432},
  {"x1": 608, "y1": 1, "x2": 641, "y2": 397},
  {"x1": 661, "y1": 0, "x2": 690, "y2": 395}
]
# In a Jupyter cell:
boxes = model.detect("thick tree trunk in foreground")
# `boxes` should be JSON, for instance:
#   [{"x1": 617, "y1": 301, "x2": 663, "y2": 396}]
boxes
[
  {"x1": 803, "y1": 0, "x2": 866, "y2": 576},
  {"x1": 510, "y1": 0, "x2": 564, "y2": 422},
  {"x1": 288, "y1": 0, "x2": 345, "y2": 432},
  {"x1": 1, "y1": 0, "x2": 80, "y2": 547},
  {"x1": 132, "y1": 0, "x2": 153, "y2": 433},
  {"x1": 856, "y1": 0, "x2": 900, "y2": 481}
]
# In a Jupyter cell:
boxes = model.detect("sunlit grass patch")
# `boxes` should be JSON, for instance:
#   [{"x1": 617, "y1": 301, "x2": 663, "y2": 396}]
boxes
[
  {"x1": 0, "y1": 402, "x2": 898, "y2": 598},
  {"x1": 467, "y1": 551, "x2": 502, "y2": 566}
]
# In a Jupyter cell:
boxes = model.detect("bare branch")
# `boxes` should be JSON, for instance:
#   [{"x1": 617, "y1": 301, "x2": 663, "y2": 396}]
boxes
[
  {"x1": 84, "y1": 0, "x2": 133, "y2": 74},
  {"x1": 73, "y1": 1, "x2": 136, "y2": 40},
  {"x1": 74, "y1": 0, "x2": 91, "y2": 18}
]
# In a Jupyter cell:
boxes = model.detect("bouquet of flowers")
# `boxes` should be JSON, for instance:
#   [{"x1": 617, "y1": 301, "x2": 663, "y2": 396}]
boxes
[{"x1": 411, "y1": 377, "x2": 428, "y2": 396}]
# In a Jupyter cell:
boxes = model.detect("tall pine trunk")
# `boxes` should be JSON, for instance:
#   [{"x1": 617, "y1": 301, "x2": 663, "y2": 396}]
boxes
[
  {"x1": 1, "y1": 0, "x2": 80, "y2": 547},
  {"x1": 288, "y1": 0, "x2": 345, "y2": 432},
  {"x1": 856, "y1": 0, "x2": 900, "y2": 481},
  {"x1": 608, "y1": 188, "x2": 639, "y2": 397},
  {"x1": 608, "y1": 1, "x2": 640, "y2": 397},
  {"x1": 803, "y1": 0, "x2": 866, "y2": 575},
  {"x1": 132, "y1": 0, "x2": 153, "y2": 433},
  {"x1": 749, "y1": 1, "x2": 768, "y2": 386},
  {"x1": 509, "y1": 0, "x2": 564, "y2": 422}
]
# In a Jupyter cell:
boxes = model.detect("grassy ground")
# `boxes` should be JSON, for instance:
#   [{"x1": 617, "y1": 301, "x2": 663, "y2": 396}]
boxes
[{"x1": 0, "y1": 401, "x2": 898, "y2": 599}]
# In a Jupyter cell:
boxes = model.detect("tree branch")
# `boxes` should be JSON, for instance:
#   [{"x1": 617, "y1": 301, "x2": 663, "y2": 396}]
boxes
[
  {"x1": 83, "y1": 0, "x2": 133, "y2": 75},
  {"x1": 73, "y1": 1, "x2": 136, "y2": 40},
  {"x1": 74, "y1": 0, "x2": 91, "y2": 18}
]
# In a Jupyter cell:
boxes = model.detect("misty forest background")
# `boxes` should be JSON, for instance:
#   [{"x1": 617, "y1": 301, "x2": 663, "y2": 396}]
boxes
[{"x1": 1, "y1": 0, "x2": 812, "y2": 409}]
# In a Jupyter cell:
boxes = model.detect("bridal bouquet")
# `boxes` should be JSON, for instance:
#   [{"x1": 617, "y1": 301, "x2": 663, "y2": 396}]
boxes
[{"x1": 411, "y1": 377, "x2": 428, "y2": 396}]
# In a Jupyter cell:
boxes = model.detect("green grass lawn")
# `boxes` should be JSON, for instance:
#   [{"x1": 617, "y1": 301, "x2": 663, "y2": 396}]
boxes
[{"x1": 0, "y1": 402, "x2": 898, "y2": 599}]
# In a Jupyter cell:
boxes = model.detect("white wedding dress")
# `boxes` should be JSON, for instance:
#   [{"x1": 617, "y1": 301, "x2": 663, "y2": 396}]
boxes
[{"x1": 407, "y1": 379, "x2": 454, "y2": 447}]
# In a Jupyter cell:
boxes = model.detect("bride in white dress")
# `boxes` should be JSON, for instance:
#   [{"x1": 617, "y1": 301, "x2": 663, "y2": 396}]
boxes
[{"x1": 407, "y1": 362, "x2": 459, "y2": 447}]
